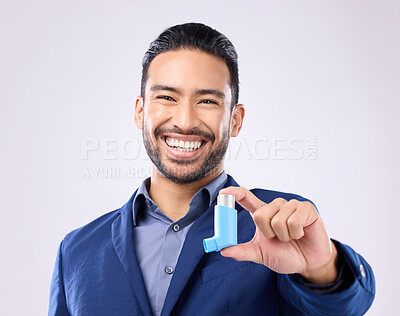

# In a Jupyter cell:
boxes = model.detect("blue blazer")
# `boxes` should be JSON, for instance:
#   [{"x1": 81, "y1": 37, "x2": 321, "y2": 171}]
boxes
[{"x1": 49, "y1": 175, "x2": 375, "y2": 315}]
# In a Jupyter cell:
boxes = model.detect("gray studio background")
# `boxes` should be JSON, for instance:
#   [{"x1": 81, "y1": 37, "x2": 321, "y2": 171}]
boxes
[{"x1": 1, "y1": 0, "x2": 399, "y2": 315}]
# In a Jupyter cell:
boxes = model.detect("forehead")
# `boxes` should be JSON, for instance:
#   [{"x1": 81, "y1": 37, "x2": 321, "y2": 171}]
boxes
[{"x1": 146, "y1": 49, "x2": 231, "y2": 98}]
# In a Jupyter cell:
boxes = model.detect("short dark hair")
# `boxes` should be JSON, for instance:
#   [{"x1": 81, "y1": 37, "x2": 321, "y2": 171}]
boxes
[{"x1": 140, "y1": 22, "x2": 239, "y2": 110}]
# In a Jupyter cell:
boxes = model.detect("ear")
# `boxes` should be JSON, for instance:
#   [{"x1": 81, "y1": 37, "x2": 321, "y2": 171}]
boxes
[
  {"x1": 230, "y1": 104, "x2": 245, "y2": 137},
  {"x1": 134, "y1": 96, "x2": 144, "y2": 129}
]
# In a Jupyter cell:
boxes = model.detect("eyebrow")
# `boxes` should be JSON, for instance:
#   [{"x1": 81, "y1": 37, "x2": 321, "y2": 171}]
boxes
[
  {"x1": 150, "y1": 84, "x2": 182, "y2": 94},
  {"x1": 150, "y1": 84, "x2": 225, "y2": 100},
  {"x1": 196, "y1": 89, "x2": 225, "y2": 100}
]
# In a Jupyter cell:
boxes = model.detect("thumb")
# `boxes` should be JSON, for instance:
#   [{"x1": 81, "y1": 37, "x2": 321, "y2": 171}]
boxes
[{"x1": 220, "y1": 241, "x2": 258, "y2": 262}]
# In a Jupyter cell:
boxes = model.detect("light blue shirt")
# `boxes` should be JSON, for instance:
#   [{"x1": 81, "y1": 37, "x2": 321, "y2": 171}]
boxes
[{"x1": 132, "y1": 171, "x2": 228, "y2": 316}]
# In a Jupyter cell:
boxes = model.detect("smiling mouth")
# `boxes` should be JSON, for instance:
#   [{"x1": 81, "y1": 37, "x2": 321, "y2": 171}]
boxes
[{"x1": 164, "y1": 136, "x2": 206, "y2": 152}]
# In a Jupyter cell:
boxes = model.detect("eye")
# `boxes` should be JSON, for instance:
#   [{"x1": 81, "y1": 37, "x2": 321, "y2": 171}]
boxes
[
  {"x1": 201, "y1": 99, "x2": 218, "y2": 105},
  {"x1": 157, "y1": 95, "x2": 175, "y2": 101}
]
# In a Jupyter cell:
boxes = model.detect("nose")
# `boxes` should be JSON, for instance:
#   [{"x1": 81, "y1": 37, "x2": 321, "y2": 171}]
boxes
[{"x1": 170, "y1": 100, "x2": 201, "y2": 132}]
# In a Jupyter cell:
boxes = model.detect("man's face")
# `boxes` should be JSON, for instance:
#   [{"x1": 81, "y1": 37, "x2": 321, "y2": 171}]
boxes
[{"x1": 135, "y1": 49, "x2": 244, "y2": 184}]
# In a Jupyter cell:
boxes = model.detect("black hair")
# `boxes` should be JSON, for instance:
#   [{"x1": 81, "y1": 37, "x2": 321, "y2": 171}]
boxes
[{"x1": 140, "y1": 22, "x2": 239, "y2": 109}]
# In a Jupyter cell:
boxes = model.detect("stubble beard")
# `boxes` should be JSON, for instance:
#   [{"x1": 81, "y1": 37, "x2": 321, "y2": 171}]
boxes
[{"x1": 142, "y1": 126, "x2": 229, "y2": 184}]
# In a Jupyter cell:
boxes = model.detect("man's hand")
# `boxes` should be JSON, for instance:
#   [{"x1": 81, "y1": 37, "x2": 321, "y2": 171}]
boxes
[{"x1": 219, "y1": 187, "x2": 339, "y2": 284}]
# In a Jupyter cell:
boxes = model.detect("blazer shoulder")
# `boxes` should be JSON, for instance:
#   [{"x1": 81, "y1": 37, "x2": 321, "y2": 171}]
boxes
[
  {"x1": 63, "y1": 190, "x2": 138, "y2": 246},
  {"x1": 62, "y1": 208, "x2": 121, "y2": 250}
]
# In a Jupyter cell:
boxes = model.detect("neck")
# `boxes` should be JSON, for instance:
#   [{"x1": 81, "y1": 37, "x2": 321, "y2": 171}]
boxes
[{"x1": 148, "y1": 166, "x2": 224, "y2": 222}]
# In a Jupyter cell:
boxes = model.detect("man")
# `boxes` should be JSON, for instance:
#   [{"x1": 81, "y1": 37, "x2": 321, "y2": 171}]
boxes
[{"x1": 49, "y1": 23, "x2": 375, "y2": 315}]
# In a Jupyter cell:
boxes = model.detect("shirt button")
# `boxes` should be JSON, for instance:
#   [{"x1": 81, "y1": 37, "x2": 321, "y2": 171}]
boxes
[
  {"x1": 145, "y1": 199, "x2": 152, "y2": 207},
  {"x1": 165, "y1": 266, "x2": 174, "y2": 274},
  {"x1": 173, "y1": 224, "x2": 180, "y2": 232},
  {"x1": 359, "y1": 264, "x2": 366, "y2": 278}
]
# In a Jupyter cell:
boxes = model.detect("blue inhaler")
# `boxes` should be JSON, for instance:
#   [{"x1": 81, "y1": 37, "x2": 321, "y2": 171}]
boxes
[{"x1": 203, "y1": 194, "x2": 237, "y2": 253}]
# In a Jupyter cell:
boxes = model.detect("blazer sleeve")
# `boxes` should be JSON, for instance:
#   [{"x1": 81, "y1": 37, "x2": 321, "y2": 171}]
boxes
[
  {"x1": 277, "y1": 239, "x2": 375, "y2": 316},
  {"x1": 48, "y1": 239, "x2": 70, "y2": 316}
]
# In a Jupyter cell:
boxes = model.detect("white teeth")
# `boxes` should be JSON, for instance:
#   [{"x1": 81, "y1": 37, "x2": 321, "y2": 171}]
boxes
[{"x1": 165, "y1": 137, "x2": 203, "y2": 151}]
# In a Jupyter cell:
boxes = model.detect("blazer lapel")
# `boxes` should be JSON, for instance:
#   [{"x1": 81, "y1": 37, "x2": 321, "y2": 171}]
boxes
[
  {"x1": 161, "y1": 175, "x2": 240, "y2": 316},
  {"x1": 111, "y1": 191, "x2": 153, "y2": 316}
]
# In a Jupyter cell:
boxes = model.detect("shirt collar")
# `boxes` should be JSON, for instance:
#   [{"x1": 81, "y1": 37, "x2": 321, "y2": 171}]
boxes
[{"x1": 132, "y1": 170, "x2": 228, "y2": 226}]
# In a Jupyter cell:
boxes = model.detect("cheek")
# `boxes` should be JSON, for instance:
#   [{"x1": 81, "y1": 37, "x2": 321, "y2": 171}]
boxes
[
  {"x1": 144, "y1": 105, "x2": 170, "y2": 132},
  {"x1": 209, "y1": 111, "x2": 231, "y2": 138}
]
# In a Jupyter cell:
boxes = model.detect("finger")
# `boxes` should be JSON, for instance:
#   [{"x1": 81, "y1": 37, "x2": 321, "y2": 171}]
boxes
[
  {"x1": 220, "y1": 241, "x2": 260, "y2": 263},
  {"x1": 287, "y1": 202, "x2": 319, "y2": 239},
  {"x1": 270, "y1": 199, "x2": 298, "y2": 242},
  {"x1": 287, "y1": 211, "x2": 305, "y2": 240},
  {"x1": 252, "y1": 201, "x2": 283, "y2": 239},
  {"x1": 219, "y1": 186, "x2": 265, "y2": 213}
]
